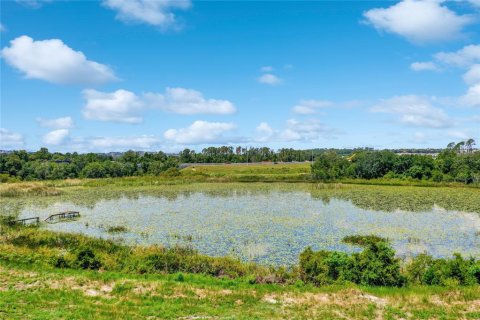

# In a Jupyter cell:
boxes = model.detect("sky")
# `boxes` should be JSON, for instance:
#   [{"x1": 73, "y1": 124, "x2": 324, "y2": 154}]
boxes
[{"x1": 1, "y1": 0, "x2": 480, "y2": 153}]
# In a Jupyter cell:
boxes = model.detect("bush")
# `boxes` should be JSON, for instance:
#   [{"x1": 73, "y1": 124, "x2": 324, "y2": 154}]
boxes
[
  {"x1": 421, "y1": 254, "x2": 479, "y2": 286},
  {"x1": 348, "y1": 241, "x2": 405, "y2": 287},
  {"x1": 300, "y1": 241, "x2": 405, "y2": 287},
  {"x1": 76, "y1": 249, "x2": 102, "y2": 270},
  {"x1": 342, "y1": 235, "x2": 387, "y2": 247},
  {"x1": 299, "y1": 248, "x2": 350, "y2": 285}
]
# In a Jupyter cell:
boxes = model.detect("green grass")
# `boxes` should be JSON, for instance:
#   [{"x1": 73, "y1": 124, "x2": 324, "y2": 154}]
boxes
[{"x1": 1, "y1": 260, "x2": 479, "y2": 319}]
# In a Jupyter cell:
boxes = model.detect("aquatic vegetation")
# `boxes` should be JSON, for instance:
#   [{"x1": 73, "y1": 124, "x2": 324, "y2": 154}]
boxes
[
  {"x1": 1, "y1": 183, "x2": 478, "y2": 266},
  {"x1": 105, "y1": 225, "x2": 129, "y2": 233}
]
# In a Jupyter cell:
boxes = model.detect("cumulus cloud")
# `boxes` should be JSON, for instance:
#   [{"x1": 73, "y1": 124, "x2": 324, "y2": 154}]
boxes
[
  {"x1": 42, "y1": 129, "x2": 69, "y2": 145},
  {"x1": 279, "y1": 119, "x2": 334, "y2": 142},
  {"x1": 82, "y1": 89, "x2": 143, "y2": 123},
  {"x1": 255, "y1": 119, "x2": 338, "y2": 143},
  {"x1": 103, "y1": 0, "x2": 191, "y2": 28},
  {"x1": 463, "y1": 64, "x2": 480, "y2": 85},
  {"x1": 258, "y1": 73, "x2": 282, "y2": 85},
  {"x1": 410, "y1": 61, "x2": 440, "y2": 72},
  {"x1": 371, "y1": 95, "x2": 452, "y2": 128},
  {"x1": 82, "y1": 88, "x2": 236, "y2": 123},
  {"x1": 15, "y1": 0, "x2": 52, "y2": 9},
  {"x1": 413, "y1": 132, "x2": 428, "y2": 144},
  {"x1": 1, "y1": 36, "x2": 117, "y2": 85},
  {"x1": 410, "y1": 45, "x2": 480, "y2": 107},
  {"x1": 37, "y1": 116, "x2": 74, "y2": 129},
  {"x1": 363, "y1": 0, "x2": 473, "y2": 43},
  {"x1": 0, "y1": 128, "x2": 24, "y2": 148},
  {"x1": 255, "y1": 122, "x2": 276, "y2": 142},
  {"x1": 144, "y1": 87, "x2": 236, "y2": 115},
  {"x1": 164, "y1": 120, "x2": 236, "y2": 144},
  {"x1": 260, "y1": 66, "x2": 273, "y2": 72},
  {"x1": 78, "y1": 135, "x2": 161, "y2": 150},
  {"x1": 292, "y1": 99, "x2": 333, "y2": 114},
  {"x1": 447, "y1": 130, "x2": 470, "y2": 139},
  {"x1": 460, "y1": 83, "x2": 480, "y2": 107},
  {"x1": 435, "y1": 45, "x2": 480, "y2": 67}
]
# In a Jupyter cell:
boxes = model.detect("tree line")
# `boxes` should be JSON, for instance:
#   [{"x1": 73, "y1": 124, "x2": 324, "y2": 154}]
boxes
[
  {"x1": 0, "y1": 140, "x2": 477, "y2": 182},
  {"x1": 311, "y1": 140, "x2": 479, "y2": 184}
]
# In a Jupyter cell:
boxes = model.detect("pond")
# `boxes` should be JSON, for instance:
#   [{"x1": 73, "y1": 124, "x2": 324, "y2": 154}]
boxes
[{"x1": 2, "y1": 183, "x2": 480, "y2": 265}]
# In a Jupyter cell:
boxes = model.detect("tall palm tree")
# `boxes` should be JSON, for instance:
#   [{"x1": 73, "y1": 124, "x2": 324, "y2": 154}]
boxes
[
  {"x1": 454, "y1": 141, "x2": 465, "y2": 153},
  {"x1": 466, "y1": 138, "x2": 476, "y2": 153}
]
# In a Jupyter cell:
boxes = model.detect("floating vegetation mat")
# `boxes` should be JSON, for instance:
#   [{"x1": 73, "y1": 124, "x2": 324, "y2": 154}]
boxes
[{"x1": 1, "y1": 183, "x2": 479, "y2": 265}]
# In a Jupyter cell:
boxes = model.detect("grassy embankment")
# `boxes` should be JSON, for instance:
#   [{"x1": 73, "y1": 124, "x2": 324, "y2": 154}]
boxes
[{"x1": 0, "y1": 225, "x2": 479, "y2": 320}]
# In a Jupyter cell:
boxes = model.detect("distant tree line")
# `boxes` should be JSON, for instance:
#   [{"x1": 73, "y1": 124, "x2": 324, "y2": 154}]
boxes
[
  {"x1": 311, "y1": 140, "x2": 479, "y2": 184},
  {"x1": 0, "y1": 148, "x2": 178, "y2": 181},
  {"x1": 0, "y1": 146, "x2": 372, "y2": 181},
  {"x1": 0, "y1": 140, "x2": 477, "y2": 182}
]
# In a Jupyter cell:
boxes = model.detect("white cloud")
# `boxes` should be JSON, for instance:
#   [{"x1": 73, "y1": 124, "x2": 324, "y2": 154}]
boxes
[
  {"x1": 258, "y1": 73, "x2": 281, "y2": 85},
  {"x1": 0, "y1": 128, "x2": 24, "y2": 148},
  {"x1": 0, "y1": 23, "x2": 5, "y2": 32},
  {"x1": 463, "y1": 64, "x2": 480, "y2": 85},
  {"x1": 460, "y1": 83, "x2": 480, "y2": 107},
  {"x1": 292, "y1": 99, "x2": 333, "y2": 114},
  {"x1": 411, "y1": 45, "x2": 480, "y2": 107},
  {"x1": 255, "y1": 119, "x2": 338, "y2": 143},
  {"x1": 15, "y1": 0, "x2": 52, "y2": 9},
  {"x1": 280, "y1": 119, "x2": 333, "y2": 142},
  {"x1": 42, "y1": 129, "x2": 69, "y2": 145},
  {"x1": 164, "y1": 120, "x2": 236, "y2": 144},
  {"x1": 82, "y1": 135, "x2": 161, "y2": 150},
  {"x1": 255, "y1": 122, "x2": 275, "y2": 142},
  {"x1": 260, "y1": 66, "x2": 273, "y2": 72},
  {"x1": 371, "y1": 95, "x2": 452, "y2": 128},
  {"x1": 410, "y1": 61, "x2": 440, "y2": 72},
  {"x1": 413, "y1": 132, "x2": 428, "y2": 144},
  {"x1": 82, "y1": 88, "x2": 236, "y2": 123},
  {"x1": 103, "y1": 0, "x2": 191, "y2": 28},
  {"x1": 144, "y1": 87, "x2": 236, "y2": 115},
  {"x1": 435, "y1": 45, "x2": 480, "y2": 67},
  {"x1": 1, "y1": 36, "x2": 117, "y2": 85},
  {"x1": 55, "y1": 135, "x2": 163, "y2": 152},
  {"x1": 37, "y1": 116, "x2": 74, "y2": 129},
  {"x1": 447, "y1": 130, "x2": 470, "y2": 139},
  {"x1": 82, "y1": 89, "x2": 143, "y2": 123},
  {"x1": 363, "y1": 0, "x2": 473, "y2": 43}
]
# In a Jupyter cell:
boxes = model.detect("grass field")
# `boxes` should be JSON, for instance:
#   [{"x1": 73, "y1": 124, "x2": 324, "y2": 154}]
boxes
[{"x1": 1, "y1": 261, "x2": 479, "y2": 320}]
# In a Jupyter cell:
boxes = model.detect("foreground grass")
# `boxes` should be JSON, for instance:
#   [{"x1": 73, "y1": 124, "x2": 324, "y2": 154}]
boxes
[
  {"x1": 1, "y1": 261, "x2": 479, "y2": 320},
  {"x1": 0, "y1": 225, "x2": 479, "y2": 319}
]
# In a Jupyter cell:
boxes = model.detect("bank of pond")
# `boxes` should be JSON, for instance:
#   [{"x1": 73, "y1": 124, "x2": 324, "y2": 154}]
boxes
[{"x1": 0, "y1": 225, "x2": 478, "y2": 288}]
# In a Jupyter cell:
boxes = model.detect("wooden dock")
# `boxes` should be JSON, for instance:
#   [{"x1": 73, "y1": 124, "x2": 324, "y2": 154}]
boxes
[
  {"x1": 44, "y1": 211, "x2": 80, "y2": 223},
  {"x1": 8, "y1": 217, "x2": 40, "y2": 226}
]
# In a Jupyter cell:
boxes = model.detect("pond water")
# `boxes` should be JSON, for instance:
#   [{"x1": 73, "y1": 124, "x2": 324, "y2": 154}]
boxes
[{"x1": 5, "y1": 184, "x2": 480, "y2": 265}]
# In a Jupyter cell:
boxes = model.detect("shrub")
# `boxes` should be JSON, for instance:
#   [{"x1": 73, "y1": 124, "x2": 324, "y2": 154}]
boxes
[
  {"x1": 342, "y1": 235, "x2": 388, "y2": 247},
  {"x1": 299, "y1": 248, "x2": 351, "y2": 285},
  {"x1": 348, "y1": 241, "x2": 405, "y2": 287},
  {"x1": 300, "y1": 240, "x2": 405, "y2": 287},
  {"x1": 76, "y1": 249, "x2": 102, "y2": 270},
  {"x1": 422, "y1": 254, "x2": 479, "y2": 286}
]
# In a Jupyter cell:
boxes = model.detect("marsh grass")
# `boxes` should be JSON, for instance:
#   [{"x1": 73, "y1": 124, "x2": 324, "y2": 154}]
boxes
[
  {"x1": 0, "y1": 182, "x2": 61, "y2": 197},
  {"x1": 106, "y1": 226, "x2": 129, "y2": 233}
]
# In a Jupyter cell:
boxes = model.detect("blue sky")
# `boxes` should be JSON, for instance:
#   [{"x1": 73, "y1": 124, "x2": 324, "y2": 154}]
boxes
[{"x1": 1, "y1": 0, "x2": 479, "y2": 152}]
